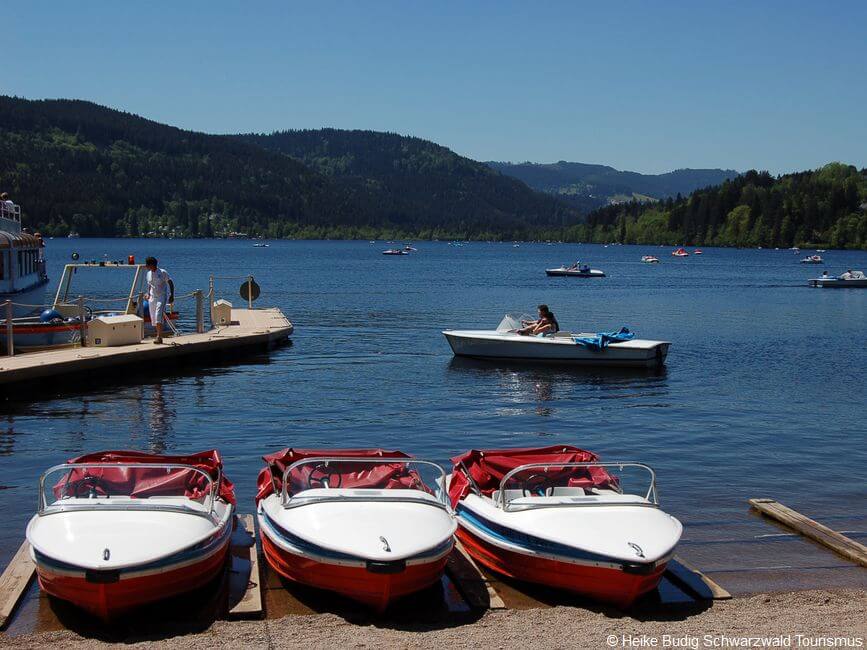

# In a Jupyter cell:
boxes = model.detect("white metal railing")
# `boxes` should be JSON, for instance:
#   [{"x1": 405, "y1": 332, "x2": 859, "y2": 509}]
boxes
[
  {"x1": 278, "y1": 457, "x2": 451, "y2": 510},
  {"x1": 0, "y1": 201, "x2": 22, "y2": 224},
  {"x1": 38, "y1": 462, "x2": 220, "y2": 519}
]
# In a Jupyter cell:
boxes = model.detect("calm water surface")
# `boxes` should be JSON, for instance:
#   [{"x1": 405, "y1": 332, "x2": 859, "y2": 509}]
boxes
[{"x1": 1, "y1": 239, "x2": 865, "y2": 591}]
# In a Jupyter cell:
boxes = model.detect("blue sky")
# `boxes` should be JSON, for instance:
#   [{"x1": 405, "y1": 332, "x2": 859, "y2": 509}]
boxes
[{"x1": 5, "y1": 1, "x2": 866, "y2": 174}]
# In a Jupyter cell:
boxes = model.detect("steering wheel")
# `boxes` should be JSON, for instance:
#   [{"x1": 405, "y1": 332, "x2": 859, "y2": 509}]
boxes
[
  {"x1": 521, "y1": 473, "x2": 551, "y2": 497},
  {"x1": 306, "y1": 464, "x2": 343, "y2": 490},
  {"x1": 65, "y1": 475, "x2": 111, "y2": 499}
]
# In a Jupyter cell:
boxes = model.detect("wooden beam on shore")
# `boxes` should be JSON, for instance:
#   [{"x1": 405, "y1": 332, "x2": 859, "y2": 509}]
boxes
[
  {"x1": 445, "y1": 541, "x2": 506, "y2": 610},
  {"x1": 749, "y1": 498, "x2": 867, "y2": 567},
  {"x1": 665, "y1": 556, "x2": 731, "y2": 601},
  {"x1": 227, "y1": 514, "x2": 263, "y2": 619},
  {"x1": 0, "y1": 540, "x2": 36, "y2": 629}
]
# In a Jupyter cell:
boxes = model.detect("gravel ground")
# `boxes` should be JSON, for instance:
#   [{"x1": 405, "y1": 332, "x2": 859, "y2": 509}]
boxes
[{"x1": 5, "y1": 589, "x2": 865, "y2": 649}]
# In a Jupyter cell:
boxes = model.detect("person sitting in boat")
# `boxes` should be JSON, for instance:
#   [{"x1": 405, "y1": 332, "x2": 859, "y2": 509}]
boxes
[
  {"x1": 839, "y1": 269, "x2": 854, "y2": 280},
  {"x1": 145, "y1": 256, "x2": 174, "y2": 344},
  {"x1": 518, "y1": 304, "x2": 559, "y2": 336}
]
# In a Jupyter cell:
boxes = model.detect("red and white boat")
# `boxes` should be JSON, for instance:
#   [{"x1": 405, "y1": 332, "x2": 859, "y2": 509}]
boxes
[
  {"x1": 693, "y1": 249, "x2": 703, "y2": 255},
  {"x1": 26, "y1": 450, "x2": 235, "y2": 620},
  {"x1": 256, "y1": 449, "x2": 456, "y2": 612},
  {"x1": 671, "y1": 247, "x2": 689, "y2": 257},
  {"x1": 448, "y1": 446, "x2": 682, "y2": 608}
]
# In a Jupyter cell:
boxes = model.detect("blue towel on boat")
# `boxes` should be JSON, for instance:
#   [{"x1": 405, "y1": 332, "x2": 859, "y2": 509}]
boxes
[{"x1": 572, "y1": 327, "x2": 634, "y2": 350}]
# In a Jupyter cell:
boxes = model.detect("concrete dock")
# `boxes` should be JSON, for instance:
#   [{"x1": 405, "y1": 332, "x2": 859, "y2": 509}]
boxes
[{"x1": 0, "y1": 308, "x2": 293, "y2": 388}]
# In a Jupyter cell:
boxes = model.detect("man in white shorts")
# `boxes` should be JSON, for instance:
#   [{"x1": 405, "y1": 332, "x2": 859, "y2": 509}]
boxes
[{"x1": 145, "y1": 256, "x2": 174, "y2": 344}]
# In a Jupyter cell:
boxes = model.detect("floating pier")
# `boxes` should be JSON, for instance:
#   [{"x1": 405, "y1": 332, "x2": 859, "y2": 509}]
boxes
[{"x1": 0, "y1": 308, "x2": 293, "y2": 389}]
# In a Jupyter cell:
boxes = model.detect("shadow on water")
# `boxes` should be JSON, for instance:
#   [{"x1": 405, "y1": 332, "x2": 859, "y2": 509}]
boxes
[{"x1": 446, "y1": 355, "x2": 669, "y2": 380}]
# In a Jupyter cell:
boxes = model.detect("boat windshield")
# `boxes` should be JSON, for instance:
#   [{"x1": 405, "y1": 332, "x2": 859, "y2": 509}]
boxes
[
  {"x1": 496, "y1": 313, "x2": 534, "y2": 332},
  {"x1": 39, "y1": 463, "x2": 217, "y2": 516},
  {"x1": 498, "y1": 462, "x2": 657, "y2": 512},
  {"x1": 281, "y1": 457, "x2": 450, "y2": 510}
]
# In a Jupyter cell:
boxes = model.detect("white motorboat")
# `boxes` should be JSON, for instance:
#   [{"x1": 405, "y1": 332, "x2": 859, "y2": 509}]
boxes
[
  {"x1": 443, "y1": 315, "x2": 670, "y2": 368},
  {"x1": 809, "y1": 270, "x2": 867, "y2": 288},
  {"x1": 26, "y1": 450, "x2": 235, "y2": 621},
  {"x1": 546, "y1": 263, "x2": 605, "y2": 277},
  {"x1": 448, "y1": 446, "x2": 682, "y2": 608},
  {"x1": 382, "y1": 248, "x2": 408, "y2": 256},
  {"x1": 641, "y1": 255, "x2": 660, "y2": 264},
  {"x1": 800, "y1": 255, "x2": 823, "y2": 264},
  {"x1": 256, "y1": 448, "x2": 456, "y2": 612}
]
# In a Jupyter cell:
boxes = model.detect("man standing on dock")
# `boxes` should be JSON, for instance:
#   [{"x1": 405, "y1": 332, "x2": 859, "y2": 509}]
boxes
[{"x1": 145, "y1": 256, "x2": 174, "y2": 344}]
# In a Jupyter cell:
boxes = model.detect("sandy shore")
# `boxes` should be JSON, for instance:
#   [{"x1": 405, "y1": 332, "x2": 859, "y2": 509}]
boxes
[{"x1": 5, "y1": 589, "x2": 865, "y2": 649}]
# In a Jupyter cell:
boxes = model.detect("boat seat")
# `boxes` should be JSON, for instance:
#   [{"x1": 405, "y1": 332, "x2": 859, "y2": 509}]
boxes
[
  {"x1": 551, "y1": 487, "x2": 586, "y2": 496},
  {"x1": 491, "y1": 488, "x2": 546, "y2": 504}
]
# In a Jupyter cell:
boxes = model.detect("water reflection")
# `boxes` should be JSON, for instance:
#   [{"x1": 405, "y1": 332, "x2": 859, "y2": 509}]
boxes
[{"x1": 126, "y1": 383, "x2": 176, "y2": 453}]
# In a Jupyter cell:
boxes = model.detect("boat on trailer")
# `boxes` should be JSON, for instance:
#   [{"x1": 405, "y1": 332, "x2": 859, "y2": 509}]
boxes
[
  {"x1": 26, "y1": 450, "x2": 235, "y2": 621},
  {"x1": 448, "y1": 446, "x2": 682, "y2": 608},
  {"x1": 443, "y1": 314, "x2": 670, "y2": 368},
  {"x1": 256, "y1": 448, "x2": 456, "y2": 612},
  {"x1": 545, "y1": 263, "x2": 605, "y2": 277}
]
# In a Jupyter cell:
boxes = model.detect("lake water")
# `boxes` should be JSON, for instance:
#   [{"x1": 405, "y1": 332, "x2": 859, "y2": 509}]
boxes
[{"x1": 1, "y1": 239, "x2": 865, "y2": 597}]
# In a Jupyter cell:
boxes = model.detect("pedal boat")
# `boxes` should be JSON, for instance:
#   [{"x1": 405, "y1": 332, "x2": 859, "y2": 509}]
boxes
[
  {"x1": 256, "y1": 448, "x2": 457, "y2": 612},
  {"x1": 25, "y1": 450, "x2": 235, "y2": 621},
  {"x1": 443, "y1": 315, "x2": 670, "y2": 368},
  {"x1": 448, "y1": 446, "x2": 682, "y2": 608}
]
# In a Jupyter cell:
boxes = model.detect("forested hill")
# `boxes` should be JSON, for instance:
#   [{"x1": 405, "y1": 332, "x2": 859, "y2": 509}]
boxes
[
  {"x1": 556, "y1": 164, "x2": 867, "y2": 249},
  {"x1": 0, "y1": 97, "x2": 578, "y2": 239},
  {"x1": 487, "y1": 161, "x2": 738, "y2": 211},
  {"x1": 235, "y1": 129, "x2": 578, "y2": 235}
]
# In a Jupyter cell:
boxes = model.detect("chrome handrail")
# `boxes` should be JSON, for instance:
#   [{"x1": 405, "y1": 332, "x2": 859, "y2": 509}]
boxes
[
  {"x1": 497, "y1": 461, "x2": 657, "y2": 511},
  {"x1": 280, "y1": 457, "x2": 451, "y2": 510},
  {"x1": 38, "y1": 462, "x2": 219, "y2": 517}
]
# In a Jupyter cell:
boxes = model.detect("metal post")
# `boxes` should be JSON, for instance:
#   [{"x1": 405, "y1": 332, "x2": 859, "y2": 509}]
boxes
[
  {"x1": 5, "y1": 300, "x2": 13, "y2": 357},
  {"x1": 195, "y1": 290, "x2": 204, "y2": 333},
  {"x1": 208, "y1": 276, "x2": 215, "y2": 329},
  {"x1": 78, "y1": 296, "x2": 87, "y2": 347},
  {"x1": 247, "y1": 275, "x2": 253, "y2": 310}
]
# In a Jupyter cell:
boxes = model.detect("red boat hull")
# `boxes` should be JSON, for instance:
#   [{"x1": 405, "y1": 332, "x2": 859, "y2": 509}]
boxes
[
  {"x1": 261, "y1": 533, "x2": 448, "y2": 612},
  {"x1": 456, "y1": 527, "x2": 667, "y2": 608},
  {"x1": 35, "y1": 540, "x2": 231, "y2": 621}
]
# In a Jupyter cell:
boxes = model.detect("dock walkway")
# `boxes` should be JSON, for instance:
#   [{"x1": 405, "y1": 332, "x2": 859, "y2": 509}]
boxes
[{"x1": 0, "y1": 308, "x2": 293, "y2": 387}]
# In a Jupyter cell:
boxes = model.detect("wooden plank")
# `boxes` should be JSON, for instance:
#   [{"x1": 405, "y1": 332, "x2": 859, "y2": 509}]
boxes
[
  {"x1": 666, "y1": 556, "x2": 731, "y2": 600},
  {"x1": 227, "y1": 514, "x2": 263, "y2": 619},
  {"x1": 0, "y1": 540, "x2": 36, "y2": 629},
  {"x1": 445, "y1": 541, "x2": 506, "y2": 610},
  {"x1": 749, "y1": 498, "x2": 867, "y2": 567}
]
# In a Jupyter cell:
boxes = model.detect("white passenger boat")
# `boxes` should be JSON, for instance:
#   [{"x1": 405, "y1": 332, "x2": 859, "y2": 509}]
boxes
[
  {"x1": 443, "y1": 315, "x2": 670, "y2": 368},
  {"x1": 448, "y1": 446, "x2": 682, "y2": 608},
  {"x1": 545, "y1": 263, "x2": 605, "y2": 277},
  {"x1": 26, "y1": 450, "x2": 235, "y2": 620},
  {"x1": 0, "y1": 198, "x2": 49, "y2": 316},
  {"x1": 257, "y1": 448, "x2": 456, "y2": 612},
  {"x1": 809, "y1": 270, "x2": 867, "y2": 288}
]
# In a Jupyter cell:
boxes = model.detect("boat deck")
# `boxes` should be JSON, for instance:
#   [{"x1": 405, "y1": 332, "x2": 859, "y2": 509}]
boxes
[{"x1": 0, "y1": 308, "x2": 293, "y2": 388}]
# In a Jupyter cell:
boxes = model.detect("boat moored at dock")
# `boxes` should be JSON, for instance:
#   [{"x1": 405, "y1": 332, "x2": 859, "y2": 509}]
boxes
[
  {"x1": 256, "y1": 448, "x2": 456, "y2": 612},
  {"x1": 26, "y1": 449, "x2": 236, "y2": 621},
  {"x1": 0, "y1": 198, "x2": 49, "y2": 317},
  {"x1": 448, "y1": 446, "x2": 682, "y2": 608},
  {"x1": 443, "y1": 315, "x2": 670, "y2": 368}
]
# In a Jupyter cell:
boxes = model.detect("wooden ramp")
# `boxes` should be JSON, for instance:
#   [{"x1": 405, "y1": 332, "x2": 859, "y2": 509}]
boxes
[
  {"x1": 227, "y1": 514, "x2": 263, "y2": 619},
  {"x1": 0, "y1": 308, "x2": 292, "y2": 388},
  {"x1": 750, "y1": 498, "x2": 867, "y2": 567},
  {"x1": 0, "y1": 541, "x2": 36, "y2": 629},
  {"x1": 445, "y1": 541, "x2": 506, "y2": 610}
]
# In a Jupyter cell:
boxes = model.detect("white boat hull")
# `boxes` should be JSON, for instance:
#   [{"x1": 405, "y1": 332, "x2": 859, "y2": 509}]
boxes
[
  {"x1": 809, "y1": 278, "x2": 867, "y2": 288},
  {"x1": 443, "y1": 330, "x2": 670, "y2": 368},
  {"x1": 545, "y1": 268, "x2": 605, "y2": 277}
]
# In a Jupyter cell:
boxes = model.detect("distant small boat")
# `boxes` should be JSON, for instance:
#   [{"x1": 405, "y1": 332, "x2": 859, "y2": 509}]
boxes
[
  {"x1": 671, "y1": 248, "x2": 689, "y2": 257},
  {"x1": 382, "y1": 249, "x2": 408, "y2": 256},
  {"x1": 253, "y1": 243, "x2": 269, "y2": 248},
  {"x1": 403, "y1": 244, "x2": 417, "y2": 252},
  {"x1": 693, "y1": 249, "x2": 703, "y2": 255},
  {"x1": 67, "y1": 231, "x2": 80, "y2": 239},
  {"x1": 546, "y1": 264, "x2": 605, "y2": 278},
  {"x1": 641, "y1": 256, "x2": 660, "y2": 264},
  {"x1": 816, "y1": 249, "x2": 826, "y2": 253},
  {"x1": 809, "y1": 270, "x2": 867, "y2": 288},
  {"x1": 800, "y1": 255, "x2": 823, "y2": 264}
]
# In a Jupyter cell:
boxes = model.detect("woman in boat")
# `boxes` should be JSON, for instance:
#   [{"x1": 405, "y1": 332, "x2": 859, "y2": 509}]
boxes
[{"x1": 518, "y1": 304, "x2": 559, "y2": 336}]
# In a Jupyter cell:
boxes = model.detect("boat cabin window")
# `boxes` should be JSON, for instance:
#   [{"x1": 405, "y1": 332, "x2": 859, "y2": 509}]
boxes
[
  {"x1": 497, "y1": 462, "x2": 657, "y2": 511},
  {"x1": 280, "y1": 458, "x2": 449, "y2": 509},
  {"x1": 39, "y1": 463, "x2": 217, "y2": 515}
]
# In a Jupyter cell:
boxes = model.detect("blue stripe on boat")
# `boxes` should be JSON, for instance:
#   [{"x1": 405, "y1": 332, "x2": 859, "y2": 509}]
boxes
[
  {"x1": 261, "y1": 510, "x2": 452, "y2": 563},
  {"x1": 456, "y1": 503, "x2": 640, "y2": 567}
]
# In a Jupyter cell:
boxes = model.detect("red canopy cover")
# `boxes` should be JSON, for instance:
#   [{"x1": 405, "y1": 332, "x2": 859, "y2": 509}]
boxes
[
  {"x1": 448, "y1": 445, "x2": 617, "y2": 507},
  {"x1": 255, "y1": 448, "x2": 423, "y2": 505},
  {"x1": 57, "y1": 449, "x2": 236, "y2": 505}
]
